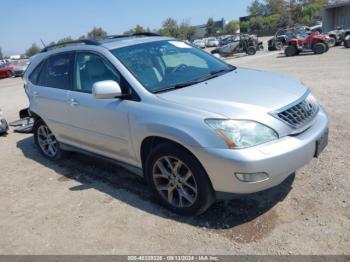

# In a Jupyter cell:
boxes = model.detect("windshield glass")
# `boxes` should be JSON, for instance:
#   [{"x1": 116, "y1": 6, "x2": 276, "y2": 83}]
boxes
[{"x1": 112, "y1": 40, "x2": 234, "y2": 93}]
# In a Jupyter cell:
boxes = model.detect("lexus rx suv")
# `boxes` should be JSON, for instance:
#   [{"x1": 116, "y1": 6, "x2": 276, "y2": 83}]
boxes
[{"x1": 23, "y1": 33, "x2": 329, "y2": 215}]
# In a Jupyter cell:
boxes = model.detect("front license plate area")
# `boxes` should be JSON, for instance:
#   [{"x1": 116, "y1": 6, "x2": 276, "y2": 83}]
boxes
[{"x1": 315, "y1": 128, "x2": 329, "y2": 158}]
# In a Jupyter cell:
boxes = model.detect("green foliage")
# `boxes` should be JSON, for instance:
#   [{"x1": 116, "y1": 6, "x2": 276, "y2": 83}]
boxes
[
  {"x1": 248, "y1": 0, "x2": 265, "y2": 16},
  {"x1": 57, "y1": 37, "x2": 73, "y2": 44},
  {"x1": 159, "y1": 18, "x2": 179, "y2": 37},
  {"x1": 87, "y1": 27, "x2": 107, "y2": 40},
  {"x1": 225, "y1": 20, "x2": 239, "y2": 34},
  {"x1": 0, "y1": 47, "x2": 3, "y2": 60},
  {"x1": 25, "y1": 43, "x2": 41, "y2": 57},
  {"x1": 124, "y1": 25, "x2": 150, "y2": 35},
  {"x1": 302, "y1": 3, "x2": 323, "y2": 24},
  {"x1": 178, "y1": 20, "x2": 196, "y2": 40},
  {"x1": 264, "y1": 0, "x2": 287, "y2": 15},
  {"x1": 124, "y1": 24, "x2": 148, "y2": 35},
  {"x1": 206, "y1": 18, "x2": 217, "y2": 36},
  {"x1": 244, "y1": 0, "x2": 325, "y2": 33}
]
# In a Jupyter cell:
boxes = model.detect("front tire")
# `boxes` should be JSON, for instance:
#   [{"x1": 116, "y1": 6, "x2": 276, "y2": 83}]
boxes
[
  {"x1": 34, "y1": 120, "x2": 63, "y2": 160},
  {"x1": 145, "y1": 143, "x2": 215, "y2": 216},
  {"x1": 246, "y1": 46, "x2": 256, "y2": 55},
  {"x1": 312, "y1": 42, "x2": 326, "y2": 55}
]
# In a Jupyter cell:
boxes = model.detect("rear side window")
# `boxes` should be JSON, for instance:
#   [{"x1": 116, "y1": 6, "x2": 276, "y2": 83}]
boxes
[
  {"x1": 37, "y1": 53, "x2": 73, "y2": 89},
  {"x1": 28, "y1": 61, "x2": 44, "y2": 84}
]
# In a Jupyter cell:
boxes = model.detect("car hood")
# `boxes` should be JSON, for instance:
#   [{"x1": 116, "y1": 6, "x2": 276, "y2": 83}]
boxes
[{"x1": 157, "y1": 68, "x2": 307, "y2": 119}]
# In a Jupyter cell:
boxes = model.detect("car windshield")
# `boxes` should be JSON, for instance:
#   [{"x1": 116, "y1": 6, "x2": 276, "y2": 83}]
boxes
[{"x1": 112, "y1": 40, "x2": 234, "y2": 93}]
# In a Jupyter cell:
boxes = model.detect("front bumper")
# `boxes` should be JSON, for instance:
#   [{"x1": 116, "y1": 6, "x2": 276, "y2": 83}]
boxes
[
  {"x1": 13, "y1": 70, "x2": 24, "y2": 77},
  {"x1": 191, "y1": 108, "x2": 328, "y2": 195}
]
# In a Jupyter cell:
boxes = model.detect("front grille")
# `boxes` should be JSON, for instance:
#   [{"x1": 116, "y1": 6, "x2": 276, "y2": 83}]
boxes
[{"x1": 275, "y1": 95, "x2": 319, "y2": 128}]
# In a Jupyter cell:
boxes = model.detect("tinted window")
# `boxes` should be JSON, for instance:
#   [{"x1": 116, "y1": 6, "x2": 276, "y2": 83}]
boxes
[
  {"x1": 29, "y1": 61, "x2": 44, "y2": 84},
  {"x1": 73, "y1": 52, "x2": 121, "y2": 93},
  {"x1": 38, "y1": 53, "x2": 72, "y2": 89}
]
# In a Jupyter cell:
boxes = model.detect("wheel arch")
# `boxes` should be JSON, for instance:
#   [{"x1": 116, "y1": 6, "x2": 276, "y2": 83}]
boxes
[
  {"x1": 140, "y1": 135, "x2": 216, "y2": 196},
  {"x1": 140, "y1": 136, "x2": 200, "y2": 170}
]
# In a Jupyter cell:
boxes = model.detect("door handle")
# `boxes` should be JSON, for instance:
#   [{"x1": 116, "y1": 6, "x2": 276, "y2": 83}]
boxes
[
  {"x1": 70, "y1": 98, "x2": 79, "y2": 107},
  {"x1": 32, "y1": 91, "x2": 39, "y2": 98}
]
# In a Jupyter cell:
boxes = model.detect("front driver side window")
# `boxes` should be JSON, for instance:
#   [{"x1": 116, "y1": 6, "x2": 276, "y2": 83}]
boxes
[{"x1": 74, "y1": 52, "x2": 121, "y2": 93}]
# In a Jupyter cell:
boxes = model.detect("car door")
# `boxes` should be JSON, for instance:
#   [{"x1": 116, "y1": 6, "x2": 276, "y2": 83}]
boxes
[
  {"x1": 65, "y1": 51, "x2": 135, "y2": 165},
  {"x1": 28, "y1": 52, "x2": 73, "y2": 142}
]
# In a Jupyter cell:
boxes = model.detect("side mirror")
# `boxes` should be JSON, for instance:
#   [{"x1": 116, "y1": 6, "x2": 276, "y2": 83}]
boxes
[{"x1": 92, "y1": 80, "x2": 122, "y2": 99}]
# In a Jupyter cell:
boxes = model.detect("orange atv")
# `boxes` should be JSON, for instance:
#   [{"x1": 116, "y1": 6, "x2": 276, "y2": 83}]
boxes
[{"x1": 284, "y1": 31, "x2": 330, "y2": 56}]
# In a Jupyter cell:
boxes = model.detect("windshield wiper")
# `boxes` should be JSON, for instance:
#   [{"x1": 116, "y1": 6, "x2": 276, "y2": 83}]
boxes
[
  {"x1": 210, "y1": 66, "x2": 236, "y2": 76},
  {"x1": 153, "y1": 66, "x2": 236, "y2": 94},
  {"x1": 153, "y1": 78, "x2": 205, "y2": 93}
]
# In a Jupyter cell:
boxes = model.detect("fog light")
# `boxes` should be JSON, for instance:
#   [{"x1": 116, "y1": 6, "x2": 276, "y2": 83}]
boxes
[{"x1": 235, "y1": 172, "x2": 269, "y2": 183}]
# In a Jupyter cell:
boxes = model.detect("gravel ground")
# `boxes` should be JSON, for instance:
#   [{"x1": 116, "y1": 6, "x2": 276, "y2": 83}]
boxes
[{"x1": 0, "y1": 46, "x2": 349, "y2": 255}]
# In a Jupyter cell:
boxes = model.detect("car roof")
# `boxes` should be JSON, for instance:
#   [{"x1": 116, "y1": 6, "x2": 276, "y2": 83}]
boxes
[
  {"x1": 39, "y1": 35, "x2": 175, "y2": 56},
  {"x1": 99, "y1": 36, "x2": 174, "y2": 50}
]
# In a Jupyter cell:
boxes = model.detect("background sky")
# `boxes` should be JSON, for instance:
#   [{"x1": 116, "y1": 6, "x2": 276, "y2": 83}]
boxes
[{"x1": 0, "y1": 0, "x2": 254, "y2": 55}]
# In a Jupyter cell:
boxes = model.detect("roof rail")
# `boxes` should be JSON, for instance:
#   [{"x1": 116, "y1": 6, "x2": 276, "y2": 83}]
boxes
[
  {"x1": 41, "y1": 39, "x2": 100, "y2": 53},
  {"x1": 105, "y1": 32, "x2": 163, "y2": 40},
  {"x1": 132, "y1": 32, "x2": 163, "y2": 37}
]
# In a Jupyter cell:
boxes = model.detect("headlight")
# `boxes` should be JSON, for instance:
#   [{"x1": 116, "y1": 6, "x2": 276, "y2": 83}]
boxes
[{"x1": 205, "y1": 119, "x2": 278, "y2": 149}]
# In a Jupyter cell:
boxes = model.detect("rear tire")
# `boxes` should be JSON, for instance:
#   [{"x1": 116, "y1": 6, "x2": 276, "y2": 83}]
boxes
[
  {"x1": 285, "y1": 45, "x2": 297, "y2": 57},
  {"x1": 246, "y1": 46, "x2": 256, "y2": 55},
  {"x1": 34, "y1": 119, "x2": 63, "y2": 160},
  {"x1": 344, "y1": 36, "x2": 350, "y2": 48},
  {"x1": 312, "y1": 42, "x2": 326, "y2": 55},
  {"x1": 145, "y1": 143, "x2": 216, "y2": 216}
]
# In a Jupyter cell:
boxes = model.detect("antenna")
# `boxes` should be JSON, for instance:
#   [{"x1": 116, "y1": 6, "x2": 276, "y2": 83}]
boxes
[{"x1": 40, "y1": 39, "x2": 46, "y2": 48}]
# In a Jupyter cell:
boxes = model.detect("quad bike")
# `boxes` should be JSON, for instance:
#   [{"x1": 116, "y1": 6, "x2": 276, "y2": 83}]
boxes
[
  {"x1": 284, "y1": 31, "x2": 330, "y2": 57},
  {"x1": 328, "y1": 26, "x2": 350, "y2": 47},
  {"x1": 269, "y1": 24, "x2": 323, "y2": 51},
  {"x1": 211, "y1": 34, "x2": 258, "y2": 57}
]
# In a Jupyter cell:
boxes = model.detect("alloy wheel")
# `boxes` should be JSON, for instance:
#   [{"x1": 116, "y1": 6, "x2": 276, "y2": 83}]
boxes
[
  {"x1": 152, "y1": 156, "x2": 198, "y2": 208},
  {"x1": 37, "y1": 125, "x2": 58, "y2": 157}
]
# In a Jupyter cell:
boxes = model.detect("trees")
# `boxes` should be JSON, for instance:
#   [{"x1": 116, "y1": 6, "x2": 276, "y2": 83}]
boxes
[
  {"x1": 25, "y1": 43, "x2": 41, "y2": 57},
  {"x1": 57, "y1": 37, "x2": 73, "y2": 44},
  {"x1": 178, "y1": 20, "x2": 196, "y2": 41},
  {"x1": 0, "y1": 47, "x2": 3, "y2": 60},
  {"x1": 124, "y1": 24, "x2": 147, "y2": 35},
  {"x1": 244, "y1": 0, "x2": 324, "y2": 34},
  {"x1": 159, "y1": 18, "x2": 179, "y2": 37},
  {"x1": 206, "y1": 18, "x2": 217, "y2": 36},
  {"x1": 225, "y1": 20, "x2": 240, "y2": 34},
  {"x1": 87, "y1": 27, "x2": 107, "y2": 40},
  {"x1": 264, "y1": 0, "x2": 287, "y2": 15},
  {"x1": 158, "y1": 18, "x2": 196, "y2": 40},
  {"x1": 247, "y1": 0, "x2": 265, "y2": 16}
]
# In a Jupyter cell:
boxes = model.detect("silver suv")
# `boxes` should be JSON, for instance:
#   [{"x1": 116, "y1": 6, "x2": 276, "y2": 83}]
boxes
[{"x1": 23, "y1": 33, "x2": 329, "y2": 215}]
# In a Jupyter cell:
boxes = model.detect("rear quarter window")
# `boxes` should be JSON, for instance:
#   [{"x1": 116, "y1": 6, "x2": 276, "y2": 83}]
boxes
[
  {"x1": 37, "y1": 52, "x2": 73, "y2": 90},
  {"x1": 28, "y1": 61, "x2": 44, "y2": 85}
]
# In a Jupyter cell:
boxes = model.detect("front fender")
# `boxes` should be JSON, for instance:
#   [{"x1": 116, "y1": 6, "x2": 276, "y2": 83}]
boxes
[{"x1": 128, "y1": 103, "x2": 228, "y2": 164}]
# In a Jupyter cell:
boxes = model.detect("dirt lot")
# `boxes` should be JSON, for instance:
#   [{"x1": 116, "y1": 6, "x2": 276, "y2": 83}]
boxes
[{"x1": 0, "y1": 47, "x2": 349, "y2": 255}]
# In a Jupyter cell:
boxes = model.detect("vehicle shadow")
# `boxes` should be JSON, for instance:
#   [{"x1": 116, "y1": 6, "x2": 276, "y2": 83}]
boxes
[
  {"x1": 16, "y1": 136, "x2": 294, "y2": 230},
  {"x1": 276, "y1": 51, "x2": 319, "y2": 58}
]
